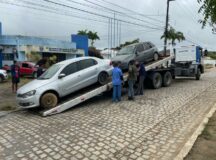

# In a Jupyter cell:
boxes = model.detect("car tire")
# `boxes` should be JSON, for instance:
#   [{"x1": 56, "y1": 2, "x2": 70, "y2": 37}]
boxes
[
  {"x1": 153, "y1": 53, "x2": 159, "y2": 61},
  {"x1": 196, "y1": 69, "x2": 201, "y2": 80},
  {"x1": 162, "y1": 71, "x2": 172, "y2": 87},
  {"x1": 98, "y1": 72, "x2": 109, "y2": 85},
  {"x1": 40, "y1": 93, "x2": 58, "y2": 109},
  {"x1": 152, "y1": 72, "x2": 162, "y2": 89}
]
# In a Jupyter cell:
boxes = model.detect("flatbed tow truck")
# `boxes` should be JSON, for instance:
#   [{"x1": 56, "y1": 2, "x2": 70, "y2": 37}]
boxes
[{"x1": 41, "y1": 55, "x2": 175, "y2": 116}]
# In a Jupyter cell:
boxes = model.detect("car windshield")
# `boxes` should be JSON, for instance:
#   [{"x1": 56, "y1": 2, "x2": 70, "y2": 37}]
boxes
[
  {"x1": 117, "y1": 45, "x2": 136, "y2": 55},
  {"x1": 38, "y1": 64, "x2": 63, "y2": 80}
]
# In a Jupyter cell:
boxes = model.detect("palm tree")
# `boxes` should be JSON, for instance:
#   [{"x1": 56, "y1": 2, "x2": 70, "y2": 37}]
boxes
[
  {"x1": 77, "y1": 29, "x2": 88, "y2": 36},
  {"x1": 77, "y1": 30, "x2": 100, "y2": 47},
  {"x1": 88, "y1": 31, "x2": 100, "y2": 46},
  {"x1": 161, "y1": 27, "x2": 185, "y2": 46}
]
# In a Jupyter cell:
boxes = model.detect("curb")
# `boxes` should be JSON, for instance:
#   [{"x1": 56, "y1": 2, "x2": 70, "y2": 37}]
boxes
[{"x1": 174, "y1": 103, "x2": 216, "y2": 160}]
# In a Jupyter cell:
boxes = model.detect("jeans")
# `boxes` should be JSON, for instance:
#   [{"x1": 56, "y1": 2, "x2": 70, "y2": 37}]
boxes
[
  {"x1": 113, "y1": 85, "x2": 121, "y2": 102},
  {"x1": 136, "y1": 76, "x2": 145, "y2": 95},
  {"x1": 128, "y1": 80, "x2": 135, "y2": 98}
]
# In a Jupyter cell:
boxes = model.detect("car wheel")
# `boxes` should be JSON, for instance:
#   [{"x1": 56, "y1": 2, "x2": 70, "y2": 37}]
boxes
[
  {"x1": 98, "y1": 72, "x2": 109, "y2": 85},
  {"x1": 41, "y1": 93, "x2": 58, "y2": 109},
  {"x1": 196, "y1": 69, "x2": 201, "y2": 80},
  {"x1": 152, "y1": 72, "x2": 162, "y2": 89},
  {"x1": 153, "y1": 53, "x2": 159, "y2": 61},
  {"x1": 162, "y1": 71, "x2": 172, "y2": 87},
  {"x1": 32, "y1": 72, "x2": 37, "y2": 78}
]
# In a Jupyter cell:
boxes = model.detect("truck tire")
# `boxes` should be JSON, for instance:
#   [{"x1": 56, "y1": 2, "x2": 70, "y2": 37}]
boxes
[
  {"x1": 152, "y1": 72, "x2": 162, "y2": 89},
  {"x1": 41, "y1": 93, "x2": 58, "y2": 109},
  {"x1": 196, "y1": 69, "x2": 201, "y2": 80},
  {"x1": 163, "y1": 71, "x2": 172, "y2": 87}
]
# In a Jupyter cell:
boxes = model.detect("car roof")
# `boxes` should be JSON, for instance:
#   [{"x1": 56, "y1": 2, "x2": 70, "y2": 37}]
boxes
[
  {"x1": 57, "y1": 56, "x2": 98, "y2": 65},
  {"x1": 125, "y1": 42, "x2": 153, "y2": 47}
]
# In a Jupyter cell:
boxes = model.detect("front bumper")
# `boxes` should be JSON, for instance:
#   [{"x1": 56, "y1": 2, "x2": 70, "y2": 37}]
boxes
[{"x1": 16, "y1": 94, "x2": 40, "y2": 108}]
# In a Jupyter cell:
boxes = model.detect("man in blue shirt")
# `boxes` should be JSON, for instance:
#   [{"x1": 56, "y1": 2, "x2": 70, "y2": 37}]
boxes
[
  {"x1": 11, "y1": 60, "x2": 20, "y2": 93},
  {"x1": 112, "y1": 62, "x2": 123, "y2": 102}
]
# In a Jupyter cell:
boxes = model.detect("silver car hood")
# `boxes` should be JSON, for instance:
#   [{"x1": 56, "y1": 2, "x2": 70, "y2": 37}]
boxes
[
  {"x1": 112, "y1": 54, "x2": 132, "y2": 62},
  {"x1": 18, "y1": 79, "x2": 52, "y2": 94}
]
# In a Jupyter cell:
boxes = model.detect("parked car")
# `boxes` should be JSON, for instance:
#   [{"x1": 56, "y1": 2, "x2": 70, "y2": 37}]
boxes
[
  {"x1": 3, "y1": 61, "x2": 38, "y2": 78},
  {"x1": 16, "y1": 57, "x2": 113, "y2": 109},
  {"x1": 112, "y1": 42, "x2": 159, "y2": 70},
  {"x1": 0, "y1": 69, "x2": 8, "y2": 82}
]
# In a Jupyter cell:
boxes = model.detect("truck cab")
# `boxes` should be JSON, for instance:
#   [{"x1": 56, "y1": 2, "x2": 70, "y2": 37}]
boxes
[{"x1": 172, "y1": 45, "x2": 204, "y2": 80}]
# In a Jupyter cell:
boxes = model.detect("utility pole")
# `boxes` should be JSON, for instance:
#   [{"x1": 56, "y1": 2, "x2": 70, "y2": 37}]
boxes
[{"x1": 164, "y1": 0, "x2": 174, "y2": 55}]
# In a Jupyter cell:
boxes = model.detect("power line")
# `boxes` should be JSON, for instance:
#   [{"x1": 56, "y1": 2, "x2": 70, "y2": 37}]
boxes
[
  {"x1": 96, "y1": 0, "x2": 165, "y2": 24},
  {"x1": 80, "y1": 0, "x2": 163, "y2": 28},
  {"x1": 42, "y1": 0, "x2": 163, "y2": 30}
]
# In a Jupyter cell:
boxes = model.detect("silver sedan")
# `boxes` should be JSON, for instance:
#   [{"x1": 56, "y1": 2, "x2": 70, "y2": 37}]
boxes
[{"x1": 16, "y1": 57, "x2": 113, "y2": 109}]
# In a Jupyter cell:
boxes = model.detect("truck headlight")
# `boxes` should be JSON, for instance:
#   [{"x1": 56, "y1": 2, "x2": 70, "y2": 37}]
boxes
[{"x1": 22, "y1": 90, "x2": 36, "y2": 98}]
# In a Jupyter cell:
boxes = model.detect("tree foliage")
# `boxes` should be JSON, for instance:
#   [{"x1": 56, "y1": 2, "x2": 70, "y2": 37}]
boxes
[
  {"x1": 161, "y1": 27, "x2": 185, "y2": 46},
  {"x1": 115, "y1": 38, "x2": 140, "y2": 50},
  {"x1": 198, "y1": 0, "x2": 216, "y2": 28},
  {"x1": 77, "y1": 30, "x2": 100, "y2": 46}
]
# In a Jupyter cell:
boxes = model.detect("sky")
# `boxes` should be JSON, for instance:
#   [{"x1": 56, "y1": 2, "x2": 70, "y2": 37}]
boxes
[{"x1": 0, "y1": 0, "x2": 215, "y2": 51}]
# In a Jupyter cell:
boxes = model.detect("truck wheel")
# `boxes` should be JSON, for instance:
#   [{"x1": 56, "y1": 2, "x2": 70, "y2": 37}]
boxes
[
  {"x1": 163, "y1": 71, "x2": 172, "y2": 87},
  {"x1": 98, "y1": 72, "x2": 109, "y2": 85},
  {"x1": 153, "y1": 53, "x2": 159, "y2": 61},
  {"x1": 152, "y1": 72, "x2": 162, "y2": 89},
  {"x1": 196, "y1": 69, "x2": 201, "y2": 80},
  {"x1": 41, "y1": 93, "x2": 58, "y2": 109}
]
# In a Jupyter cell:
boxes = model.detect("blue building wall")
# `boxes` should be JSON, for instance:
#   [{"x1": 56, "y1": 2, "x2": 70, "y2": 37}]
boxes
[
  {"x1": 0, "y1": 35, "x2": 76, "y2": 48},
  {"x1": 71, "y1": 35, "x2": 88, "y2": 56}
]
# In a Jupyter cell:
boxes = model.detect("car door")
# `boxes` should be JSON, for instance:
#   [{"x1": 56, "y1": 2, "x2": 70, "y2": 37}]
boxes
[
  {"x1": 21, "y1": 62, "x2": 32, "y2": 75},
  {"x1": 144, "y1": 42, "x2": 155, "y2": 61},
  {"x1": 135, "y1": 43, "x2": 146, "y2": 62},
  {"x1": 77, "y1": 59, "x2": 98, "y2": 89},
  {"x1": 58, "y1": 62, "x2": 81, "y2": 96}
]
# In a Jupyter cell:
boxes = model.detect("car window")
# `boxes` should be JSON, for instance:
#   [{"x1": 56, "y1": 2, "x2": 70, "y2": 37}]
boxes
[
  {"x1": 61, "y1": 62, "x2": 78, "y2": 76},
  {"x1": 22, "y1": 63, "x2": 30, "y2": 68},
  {"x1": 145, "y1": 43, "x2": 153, "y2": 50},
  {"x1": 136, "y1": 44, "x2": 144, "y2": 52},
  {"x1": 38, "y1": 64, "x2": 63, "y2": 79},
  {"x1": 78, "y1": 59, "x2": 97, "y2": 70}
]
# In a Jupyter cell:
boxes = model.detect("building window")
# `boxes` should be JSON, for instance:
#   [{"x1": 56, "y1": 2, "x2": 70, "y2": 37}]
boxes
[{"x1": 3, "y1": 53, "x2": 14, "y2": 61}]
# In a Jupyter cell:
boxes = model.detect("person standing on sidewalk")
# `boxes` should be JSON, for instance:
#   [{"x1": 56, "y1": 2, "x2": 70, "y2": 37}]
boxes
[
  {"x1": 128, "y1": 60, "x2": 138, "y2": 100},
  {"x1": 136, "y1": 62, "x2": 146, "y2": 95},
  {"x1": 112, "y1": 62, "x2": 123, "y2": 102},
  {"x1": 11, "y1": 60, "x2": 20, "y2": 93}
]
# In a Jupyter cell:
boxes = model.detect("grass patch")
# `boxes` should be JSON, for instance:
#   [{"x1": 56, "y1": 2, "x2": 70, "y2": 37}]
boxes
[{"x1": 0, "y1": 104, "x2": 17, "y2": 111}]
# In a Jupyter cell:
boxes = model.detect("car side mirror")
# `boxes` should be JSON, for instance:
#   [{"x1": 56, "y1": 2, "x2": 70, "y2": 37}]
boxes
[{"x1": 58, "y1": 73, "x2": 66, "y2": 79}]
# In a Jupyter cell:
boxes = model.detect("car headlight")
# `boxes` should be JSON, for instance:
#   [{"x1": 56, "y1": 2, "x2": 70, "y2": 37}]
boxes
[{"x1": 21, "y1": 90, "x2": 36, "y2": 98}]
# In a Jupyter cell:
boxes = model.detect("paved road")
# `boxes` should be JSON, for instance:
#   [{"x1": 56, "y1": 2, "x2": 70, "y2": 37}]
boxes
[{"x1": 1, "y1": 70, "x2": 216, "y2": 160}]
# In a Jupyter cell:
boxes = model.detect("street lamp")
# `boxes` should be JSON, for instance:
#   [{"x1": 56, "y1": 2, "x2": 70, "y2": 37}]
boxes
[{"x1": 164, "y1": 0, "x2": 175, "y2": 56}]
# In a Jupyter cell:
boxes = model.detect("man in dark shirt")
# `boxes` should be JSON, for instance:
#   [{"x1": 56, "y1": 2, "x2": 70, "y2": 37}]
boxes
[
  {"x1": 136, "y1": 62, "x2": 146, "y2": 95},
  {"x1": 11, "y1": 60, "x2": 20, "y2": 93}
]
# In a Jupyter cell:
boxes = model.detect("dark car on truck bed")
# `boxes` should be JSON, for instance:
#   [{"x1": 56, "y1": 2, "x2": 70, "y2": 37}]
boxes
[{"x1": 111, "y1": 42, "x2": 160, "y2": 70}]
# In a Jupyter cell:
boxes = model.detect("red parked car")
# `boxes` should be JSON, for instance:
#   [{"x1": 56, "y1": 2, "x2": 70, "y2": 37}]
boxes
[{"x1": 3, "y1": 61, "x2": 38, "y2": 78}]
